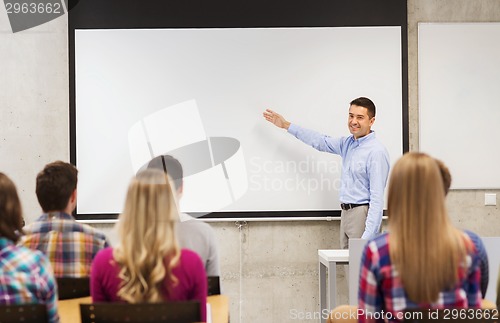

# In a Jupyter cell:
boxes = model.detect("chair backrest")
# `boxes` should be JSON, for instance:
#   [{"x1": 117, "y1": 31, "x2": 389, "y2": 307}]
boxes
[
  {"x1": 80, "y1": 301, "x2": 201, "y2": 323},
  {"x1": 56, "y1": 277, "x2": 91, "y2": 300},
  {"x1": 482, "y1": 237, "x2": 500, "y2": 303},
  {"x1": 0, "y1": 304, "x2": 48, "y2": 323},
  {"x1": 207, "y1": 276, "x2": 221, "y2": 296},
  {"x1": 348, "y1": 238, "x2": 367, "y2": 305}
]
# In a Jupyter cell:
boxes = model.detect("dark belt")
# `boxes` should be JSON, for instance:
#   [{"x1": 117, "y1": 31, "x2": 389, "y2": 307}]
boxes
[{"x1": 340, "y1": 203, "x2": 369, "y2": 211}]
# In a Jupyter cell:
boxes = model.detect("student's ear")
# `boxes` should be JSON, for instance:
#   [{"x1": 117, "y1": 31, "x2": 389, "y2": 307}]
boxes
[
  {"x1": 177, "y1": 184, "x2": 183, "y2": 199},
  {"x1": 369, "y1": 116, "x2": 375, "y2": 127},
  {"x1": 69, "y1": 189, "x2": 77, "y2": 210}
]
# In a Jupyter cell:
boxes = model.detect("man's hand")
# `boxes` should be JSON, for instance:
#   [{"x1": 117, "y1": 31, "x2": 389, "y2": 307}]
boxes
[{"x1": 263, "y1": 109, "x2": 291, "y2": 130}]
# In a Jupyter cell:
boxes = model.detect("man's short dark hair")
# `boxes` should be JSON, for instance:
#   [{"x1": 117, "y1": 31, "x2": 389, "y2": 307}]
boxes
[
  {"x1": 146, "y1": 155, "x2": 183, "y2": 191},
  {"x1": 36, "y1": 161, "x2": 78, "y2": 212},
  {"x1": 350, "y1": 97, "x2": 376, "y2": 119}
]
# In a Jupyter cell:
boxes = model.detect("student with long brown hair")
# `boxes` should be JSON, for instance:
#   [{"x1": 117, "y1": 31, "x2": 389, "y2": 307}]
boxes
[
  {"x1": 90, "y1": 169, "x2": 207, "y2": 321},
  {"x1": 358, "y1": 152, "x2": 482, "y2": 322},
  {"x1": 0, "y1": 173, "x2": 59, "y2": 323}
]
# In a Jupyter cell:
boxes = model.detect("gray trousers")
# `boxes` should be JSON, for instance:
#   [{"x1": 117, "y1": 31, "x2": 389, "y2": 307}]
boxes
[{"x1": 340, "y1": 205, "x2": 368, "y2": 249}]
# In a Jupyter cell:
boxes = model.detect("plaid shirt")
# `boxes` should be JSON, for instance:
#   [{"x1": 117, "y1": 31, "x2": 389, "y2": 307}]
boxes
[
  {"x1": 465, "y1": 230, "x2": 489, "y2": 298},
  {"x1": 19, "y1": 212, "x2": 109, "y2": 277},
  {"x1": 0, "y1": 237, "x2": 59, "y2": 323},
  {"x1": 358, "y1": 232, "x2": 482, "y2": 323}
]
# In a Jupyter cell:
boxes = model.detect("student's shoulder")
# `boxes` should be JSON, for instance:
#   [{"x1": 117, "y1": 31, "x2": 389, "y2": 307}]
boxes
[
  {"x1": 364, "y1": 233, "x2": 390, "y2": 256},
  {"x1": 91, "y1": 247, "x2": 118, "y2": 276},
  {"x1": 21, "y1": 215, "x2": 50, "y2": 232},
  {"x1": 463, "y1": 230, "x2": 484, "y2": 248},
  {"x1": 178, "y1": 214, "x2": 215, "y2": 236},
  {"x1": 360, "y1": 233, "x2": 392, "y2": 270},
  {"x1": 463, "y1": 230, "x2": 486, "y2": 255},
  {"x1": 93, "y1": 247, "x2": 114, "y2": 263},
  {"x1": 10, "y1": 242, "x2": 42, "y2": 256},
  {"x1": 178, "y1": 218, "x2": 214, "y2": 234},
  {"x1": 464, "y1": 229, "x2": 481, "y2": 241},
  {"x1": 6, "y1": 243, "x2": 51, "y2": 270},
  {"x1": 73, "y1": 221, "x2": 108, "y2": 239},
  {"x1": 179, "y1": 249, "x2": 204, "y2": 268},
  {"x1": 369, "y1": 232, "x2": 389, "y2": 246}
]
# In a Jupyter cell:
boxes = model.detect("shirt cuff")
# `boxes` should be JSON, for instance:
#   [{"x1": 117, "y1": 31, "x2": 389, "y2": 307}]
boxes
[
  {"x1": 361, "y1": 231, "x2": 375, "y2": 240},
  {"x1": 287, "y1": 123, "x2": 299, "y2": 135}
]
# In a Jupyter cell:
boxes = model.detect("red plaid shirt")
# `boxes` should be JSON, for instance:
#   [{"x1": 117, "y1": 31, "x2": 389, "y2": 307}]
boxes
[{"x1": 358, "y1": 232, "x2": 482, "y2": 323}]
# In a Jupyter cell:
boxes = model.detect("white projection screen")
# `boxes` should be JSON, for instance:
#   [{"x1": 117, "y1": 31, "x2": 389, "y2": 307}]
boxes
[{"x1": 69, "y1": 0, "x2": 408, "y2": 219}]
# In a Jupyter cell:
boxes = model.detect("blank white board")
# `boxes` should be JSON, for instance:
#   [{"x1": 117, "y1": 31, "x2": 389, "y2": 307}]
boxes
[{"x1": 418, "y1": 23, "x2": 500, "y2": 189}]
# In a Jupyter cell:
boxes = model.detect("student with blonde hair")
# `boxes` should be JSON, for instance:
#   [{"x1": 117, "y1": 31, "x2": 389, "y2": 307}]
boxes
[
  {"x1": 358, "y1": 152, "x2": 482, "y2": 322},
  {"x1": 146, "y1": 154, "x2": 221, "y2": 277},
  {"x1": 90, "y1": 169, "x2": 207, "y2": 321}
]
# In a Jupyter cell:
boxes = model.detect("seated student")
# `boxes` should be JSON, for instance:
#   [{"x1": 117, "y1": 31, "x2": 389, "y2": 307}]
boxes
[
  {"x1": 0, "y1": 173, "x2": 59, "y2": 323},
  {"x1": 358, "y1": 152, "x2": 482, "y2": 322},
  {"x1": 90, "y1": 169, "x2": 207, "y2": 321},
  {"x1": 435, "y1": 158, "x2": 489, "y2": 298},
  {"x1": 146, "y1": 155, "x2": 221, "y2": 277},
  {"x1": 19, "y1": 161, "x2": 109, "y2": 277}
]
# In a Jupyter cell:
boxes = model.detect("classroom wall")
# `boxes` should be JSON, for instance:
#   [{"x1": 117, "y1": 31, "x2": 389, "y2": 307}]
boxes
[{"x1": 1, "y1": 1, "x2": 500, "y2": 323}]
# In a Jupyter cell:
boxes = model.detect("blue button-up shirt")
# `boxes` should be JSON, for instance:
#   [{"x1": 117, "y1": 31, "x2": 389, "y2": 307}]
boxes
[{"x1": 288, "y1": 124, "x2": 390, "y2": 239}]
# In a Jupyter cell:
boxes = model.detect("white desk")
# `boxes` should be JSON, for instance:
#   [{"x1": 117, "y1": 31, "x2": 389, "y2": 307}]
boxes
[
  {"x1": 318, "y1": 249, "x2": 349, "y2": 323},
  {"x1": 318, "y1": 240, "x2": 366, "y2": 323}
]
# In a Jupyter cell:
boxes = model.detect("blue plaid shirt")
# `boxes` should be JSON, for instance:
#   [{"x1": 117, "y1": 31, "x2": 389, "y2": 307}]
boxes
[
  {"x1": 465, "y1": 230, "x2": 489, "y2": 297},
  {"x1": 0, "y1": 237, "x2": 59, "y2": 323}
]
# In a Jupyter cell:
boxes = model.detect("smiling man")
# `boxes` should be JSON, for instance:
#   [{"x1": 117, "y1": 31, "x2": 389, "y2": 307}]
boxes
[{"x1": 263, "y1": 97, "x2": 390, "y2": 249}]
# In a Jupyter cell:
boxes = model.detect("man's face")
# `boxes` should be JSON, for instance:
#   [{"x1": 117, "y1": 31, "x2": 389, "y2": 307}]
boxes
[{"x1": 347, "y1": 105, "x2": 374, "y2": 139}]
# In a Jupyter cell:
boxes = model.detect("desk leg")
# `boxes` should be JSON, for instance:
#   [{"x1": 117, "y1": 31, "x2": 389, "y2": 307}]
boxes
[
  {"x1": 319, "y1": 262, "x2": 327, "y2": 323},
  {"x1": 328, "y1": 262, "x2": 337, "y2": 314}
]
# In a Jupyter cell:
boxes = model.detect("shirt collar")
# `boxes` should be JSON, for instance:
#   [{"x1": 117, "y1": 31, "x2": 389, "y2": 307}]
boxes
[
  {"x1": 0, "y1": 237, "x2": 14, "y2": 249},
  {"x1": 40, "y1": 211, "x2": 75, "y2": 221},
  {"x1": 351, "y1": 130, "x2": 375, "y2": 145}
]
